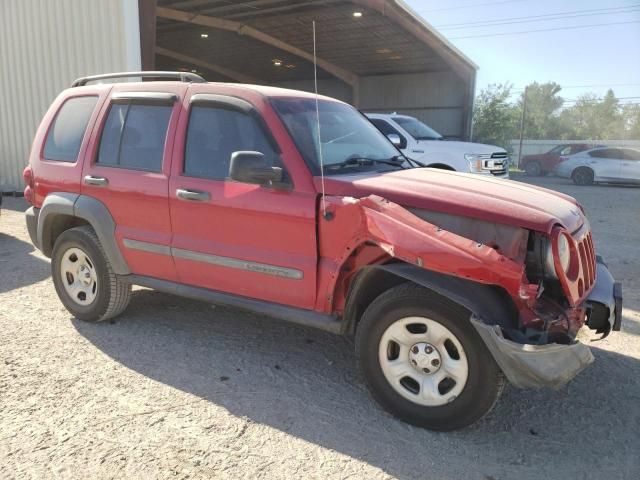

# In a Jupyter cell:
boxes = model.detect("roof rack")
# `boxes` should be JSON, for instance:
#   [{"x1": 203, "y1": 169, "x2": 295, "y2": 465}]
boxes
[{"x1": 71, "y1": 71, "x2": 206, "y2": 87}]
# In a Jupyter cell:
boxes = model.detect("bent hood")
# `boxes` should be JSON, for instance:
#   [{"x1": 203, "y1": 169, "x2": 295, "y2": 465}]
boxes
[{"x1": 317, "y1": 168, "x2": 584, "y2": 233}]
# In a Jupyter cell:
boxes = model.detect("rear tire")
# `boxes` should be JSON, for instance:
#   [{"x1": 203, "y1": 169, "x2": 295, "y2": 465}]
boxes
[
  {"x1": 572, "y1": 167, "x2": 594, "y2": 186},
  {"x1": 355, "y1": 283, "x2": 504, "y2": 431},
  {"x1": 524, "y1": 161, "x2": 542, "y2": 176},
  {"x1": 51, "y1": 226, "x2": 131, "y2": 322}
]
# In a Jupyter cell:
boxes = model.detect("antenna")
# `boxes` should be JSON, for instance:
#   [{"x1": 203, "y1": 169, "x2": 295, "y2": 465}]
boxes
[{"x1": 312, "y1": 20, "x2": 328, "y2": 218}]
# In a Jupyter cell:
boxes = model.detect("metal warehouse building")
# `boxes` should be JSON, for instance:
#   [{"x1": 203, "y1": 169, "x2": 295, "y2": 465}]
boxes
[{"x1": 0, "y1": 0, "x2": 477, "y2": 191}]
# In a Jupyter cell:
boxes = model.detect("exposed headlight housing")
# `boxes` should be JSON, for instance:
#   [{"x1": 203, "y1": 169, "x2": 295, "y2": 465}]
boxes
[
  {"x1": 527, "y1": 230, "x2": 574, "y2": 281},
  {"x1": 545, "y1": 233, "x2": 571, "y2": 277}
]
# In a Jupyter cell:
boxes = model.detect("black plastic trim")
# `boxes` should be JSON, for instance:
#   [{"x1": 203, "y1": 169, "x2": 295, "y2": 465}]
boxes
[{"x1": 125, "y1": 275, "x2": 342, "y2": 334}]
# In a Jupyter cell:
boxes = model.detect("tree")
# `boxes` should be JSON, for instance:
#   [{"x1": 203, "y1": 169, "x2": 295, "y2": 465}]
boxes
[
  {"x1": 471, "y1": 83, "x2": 518, "y2": 149},
  {"x1": 560, "y1": 89, "x2": 624, "y2": 140},
  {"x1": 518, "y1": 82, "x2": 564, "y2": 139},
  {"x1": 621, "y1": 104, "x2": 640, "y2": 140}
]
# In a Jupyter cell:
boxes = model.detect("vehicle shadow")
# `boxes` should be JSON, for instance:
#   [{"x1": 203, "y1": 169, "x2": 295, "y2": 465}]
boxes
[
  {"x1": 74, "y1": 289, "x2": 640, "y2": 479},
  {"x1": 0, "y1": 232, "x2": 50, "y2": 293}
]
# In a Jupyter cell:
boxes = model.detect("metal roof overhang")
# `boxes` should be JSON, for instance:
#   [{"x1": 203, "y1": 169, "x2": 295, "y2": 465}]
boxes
[{"x1": 152, "y1": 0, "x2": 476, "y2": 87}]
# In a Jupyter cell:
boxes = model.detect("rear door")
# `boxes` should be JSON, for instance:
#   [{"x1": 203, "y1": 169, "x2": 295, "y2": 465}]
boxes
[
  {"x1": 620, "y1": 149, "x2": 640, "y2": 183},
  {"x1": 168, "y1": 92, "x2": 318, "y2": 309},
  {"x1": 587, "y1": 149, "x2": 622, "y2": 180},
  {"x1": 81, "y1": 84, "x2": 184, "y2": 280}
]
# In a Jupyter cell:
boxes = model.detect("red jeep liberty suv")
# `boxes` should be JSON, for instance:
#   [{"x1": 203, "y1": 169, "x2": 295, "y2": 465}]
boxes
[{"x1": 23, "y1": 72, "x2": 622, "y2": 431}]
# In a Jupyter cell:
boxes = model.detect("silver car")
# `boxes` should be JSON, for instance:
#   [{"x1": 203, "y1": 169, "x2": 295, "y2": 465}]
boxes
[{"x1": 554, "y1": 147, "x2": 640, "y2": 185}]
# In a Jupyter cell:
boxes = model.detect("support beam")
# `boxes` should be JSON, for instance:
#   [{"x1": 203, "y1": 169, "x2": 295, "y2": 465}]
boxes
[
  {"x1": 138, "y1": 0, "x2": 158, "y2": 70},
  {"x1": 156, "y1": 47, "x2": 261, "y2": 84},
  {"x1": 155, "y1": 6, "x2": 359, "y2": 87}
]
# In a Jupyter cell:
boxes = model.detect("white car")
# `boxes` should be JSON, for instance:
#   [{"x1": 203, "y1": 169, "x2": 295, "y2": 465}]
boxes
[
  {"x1": 366, "y1": 113, "x2": 509, "y2": 178},
  {"x1": 554, "y1": 146, "x2": 640, "y2": 186}
]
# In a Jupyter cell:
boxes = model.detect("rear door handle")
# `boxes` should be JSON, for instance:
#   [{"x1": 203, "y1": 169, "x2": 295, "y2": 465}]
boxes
[
  {"x1": 84, "y1": 175, "x2": 108, "y2": 186},
  {"x1": 176, "y1": 188, "x2": 210, "y2": 202}
]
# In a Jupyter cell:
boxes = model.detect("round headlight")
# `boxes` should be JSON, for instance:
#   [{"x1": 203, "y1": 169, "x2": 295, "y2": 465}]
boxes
[
  {"x1": 557, "y1": 234, "x2": 571, "y2": 274},
  {"x1": 544, "y1": 233, "x2": 571, "y2": 278}
]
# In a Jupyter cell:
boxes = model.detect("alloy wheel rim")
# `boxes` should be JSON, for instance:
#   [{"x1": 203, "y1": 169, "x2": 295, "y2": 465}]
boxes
[
  {"x1": 378, "y1": 316, "x2": 469, "y2": 407},
  {"x1": 60, "y1": 247, "x2": 98, "y2": 306}
]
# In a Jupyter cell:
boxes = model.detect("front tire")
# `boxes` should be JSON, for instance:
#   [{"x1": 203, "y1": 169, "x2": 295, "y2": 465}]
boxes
[
  {"x1": 355, "y1": 283, "x2": 504, "y2": 431},
  {"x1": 51, "y1": 226, "x2": 131, "y2": 322}
]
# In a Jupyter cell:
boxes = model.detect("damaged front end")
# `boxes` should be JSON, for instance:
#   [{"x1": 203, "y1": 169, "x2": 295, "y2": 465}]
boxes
[{"x1": 320, "y1": 195, "x2": 623, "y2": 389}]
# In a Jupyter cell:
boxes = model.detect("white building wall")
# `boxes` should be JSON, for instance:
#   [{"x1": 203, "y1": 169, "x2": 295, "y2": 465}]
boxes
[{"x1": 0, "y1": 0, "x2": 140, "y2": 191}]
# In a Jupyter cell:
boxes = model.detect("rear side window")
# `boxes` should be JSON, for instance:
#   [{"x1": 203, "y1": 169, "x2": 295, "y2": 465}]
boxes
[
  {"x1": 97, "y1": 102, "x2": 172, "y2": 172},
  {"x1": 184, "y1": 106, "x2": 279, "y2": 179},
  {"x1": 43, "y1": 96, "x2": 98, "y2": 162}
]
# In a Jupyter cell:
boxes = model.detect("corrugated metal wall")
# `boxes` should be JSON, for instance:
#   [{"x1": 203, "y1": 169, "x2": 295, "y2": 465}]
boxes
[
  {"x1": 0, "y1": 0, "x2": 140, "y2": 192},
  {"x1": 359, "y1": 72, "x2": 468, "y2": 138}
]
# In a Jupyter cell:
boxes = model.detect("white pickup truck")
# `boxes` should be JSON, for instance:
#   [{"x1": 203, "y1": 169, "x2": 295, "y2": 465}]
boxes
[{"x1": 366, "y1": 113, "x2": 509, "y2": 178}]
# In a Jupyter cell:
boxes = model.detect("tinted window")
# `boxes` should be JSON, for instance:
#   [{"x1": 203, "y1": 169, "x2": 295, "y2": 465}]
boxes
[
  {"x1": 43, "y1": 96, "x2": 98, "y2": 162},
  {"x1": 589, "y1": 149, "x2": 622, "y2": 159},
  {"x1": 548, "y1": 145, "x2": 567, "y2": 155},
  {"x1": 97, "y1": 102, "x2": 172, "y2": 171},
  {"x1": 370, "y1": 119, "x2": 407, "y2": 149},
  {"x1": 392, "y1": 117, "x2": 442, "y2": 140},
  {"x1": 184, "y1": 106, "x2": 279, "y2": 179},
  {"x1": 623, "y1": 149, "x2": 640, "y2": 161}
]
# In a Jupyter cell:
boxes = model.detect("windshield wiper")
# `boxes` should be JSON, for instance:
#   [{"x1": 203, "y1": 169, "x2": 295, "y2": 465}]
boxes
[{"x1": 324, "y1": 156, "x2": 407, "y2": 171}]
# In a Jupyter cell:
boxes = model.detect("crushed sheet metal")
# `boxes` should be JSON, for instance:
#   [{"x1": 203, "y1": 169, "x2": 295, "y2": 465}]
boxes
[
  {"x1": 321, "y1": 195, "x2": 528, "y2": 301},
  {"x1": 471, "y1": 318, "x2": 594, "y2": 389}
]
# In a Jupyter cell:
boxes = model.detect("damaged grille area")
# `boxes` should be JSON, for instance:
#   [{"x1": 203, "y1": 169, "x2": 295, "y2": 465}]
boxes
[{"x1": 575, "y1": 231, "x2": 597, "y2": 297}]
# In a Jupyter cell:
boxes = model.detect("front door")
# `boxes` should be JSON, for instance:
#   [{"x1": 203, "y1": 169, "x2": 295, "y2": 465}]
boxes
[
  {"x1": 81, "y1": 85, "x2": 183, "y2": 281},
  {"x1": 168, "y1": 94, "x2": 318, "y2": 309}
]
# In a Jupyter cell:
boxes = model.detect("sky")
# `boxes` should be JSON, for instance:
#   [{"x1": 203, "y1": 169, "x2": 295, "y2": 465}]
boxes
[{"x1": 404, "y1": 0, "x2": 640, "y2": 104}]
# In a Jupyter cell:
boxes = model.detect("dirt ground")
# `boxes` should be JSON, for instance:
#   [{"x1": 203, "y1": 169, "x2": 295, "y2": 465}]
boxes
[{"x1": 1, "y1": 174, "x2": 639, "y2": 480}]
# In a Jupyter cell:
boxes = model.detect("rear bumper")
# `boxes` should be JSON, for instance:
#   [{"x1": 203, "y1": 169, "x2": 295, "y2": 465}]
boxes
[
  {"x1": 25, "y1": 206, "x2": 39, "y2": 249},
  {"x1": 472, "y1": 256, "x2": 621, "y2": 389}
]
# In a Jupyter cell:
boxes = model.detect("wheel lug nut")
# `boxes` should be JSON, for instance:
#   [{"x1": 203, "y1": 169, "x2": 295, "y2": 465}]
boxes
[
  {"x1": 412, "y1": 346, "x2": 419, "y2": 354},
  {"x1": 431, "y1": 359, "x2": 440, "y2": 367},
  {"x1": 411, "y1": 360, "x2": 417, "y2": 366},
  {"x1": 422, "y1": 368, "x2": 430, "y2": 373},
  {"x1": 425, "y1": 346, "x2": 433, "y2": 354}
]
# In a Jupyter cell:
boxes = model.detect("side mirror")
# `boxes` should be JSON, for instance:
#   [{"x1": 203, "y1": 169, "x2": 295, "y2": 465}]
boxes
[
  {"x1": 387, "y1": 133, "x2": 403, "y2": 148},
  {"x1": 229, "y1": 151, "x2": 283, "y2": 185}
]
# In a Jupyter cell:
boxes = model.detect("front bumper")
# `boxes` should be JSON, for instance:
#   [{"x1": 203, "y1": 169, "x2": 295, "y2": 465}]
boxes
[
  {"x1": 585, "y1": 256, "x2": 623, "y2": 336},
  {"x1": 473, "y1": 257, "x2": 622, "y2": 389}
]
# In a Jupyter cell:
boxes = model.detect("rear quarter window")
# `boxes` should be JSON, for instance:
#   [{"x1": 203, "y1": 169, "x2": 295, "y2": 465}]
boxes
[{"x1": 43, "y1": 96, "x2": 98, "y2": 162}]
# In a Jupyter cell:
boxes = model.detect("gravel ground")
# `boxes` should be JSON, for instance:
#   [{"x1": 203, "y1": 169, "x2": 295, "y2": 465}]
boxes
[{"x1": 1, "y1": 175, "x2": 639, "y2": 480}]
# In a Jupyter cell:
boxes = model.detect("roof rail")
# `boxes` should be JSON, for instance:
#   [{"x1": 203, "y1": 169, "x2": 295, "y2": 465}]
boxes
[{"x1": 71, "y1": 71, "x2": 206, "y2": 87}]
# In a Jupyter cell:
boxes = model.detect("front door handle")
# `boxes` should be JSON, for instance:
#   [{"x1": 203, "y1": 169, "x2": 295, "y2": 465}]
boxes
[
  {"x1": 176, "y1": 188, "x2": 211, "y2": 202},
  {"x1": 84, "y1": 175, "x2": 108, "y2": 186}
]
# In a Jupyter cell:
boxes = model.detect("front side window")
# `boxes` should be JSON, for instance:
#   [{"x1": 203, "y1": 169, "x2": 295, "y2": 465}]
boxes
[
  {"x1": 184, "y1": 106, "x2": 280, "y2": 179},
  {"x1": 97, "y1": 102, "x2": 172, "y2": 172},
  {"x1": 370, "y1": 119, "x2": 407, "y2": 149},
  {"x1": 272, "y1": 98, "x2": 401, "y2": 175},
  {"x1": 43, "y1": 96, "x2": 98, "y2": 162},
  {"x1": 393, "y1": 117, "x2": 443, "y2": 141},
  {"x1": 549, "y1": 145, "x2": 567, "y2": 155}
]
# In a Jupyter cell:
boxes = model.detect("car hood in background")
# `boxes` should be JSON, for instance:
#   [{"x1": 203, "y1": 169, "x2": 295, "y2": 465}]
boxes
[
  {"x1": 414, "y1": 140, "x2": 506, "y2": 155},
  {"x1": 318, "y1": 168, "x2": 584, "y2": 233}
]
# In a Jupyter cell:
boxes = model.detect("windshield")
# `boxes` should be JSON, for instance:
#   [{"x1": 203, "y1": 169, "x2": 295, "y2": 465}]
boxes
[
  {"x1": 393, "y1": 117, "x2": 443, "y2": 140},
  {"x1": 272, "y1": 98, "x2": 401, "y2": 175}
]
